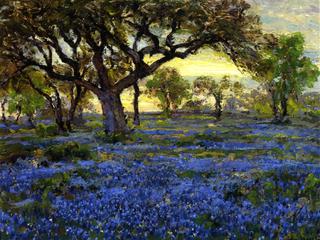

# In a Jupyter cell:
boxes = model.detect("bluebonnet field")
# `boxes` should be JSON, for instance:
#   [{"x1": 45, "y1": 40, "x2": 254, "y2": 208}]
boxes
[{"x1": 0, "y1": 114, "x2": 319, "y2": 239}]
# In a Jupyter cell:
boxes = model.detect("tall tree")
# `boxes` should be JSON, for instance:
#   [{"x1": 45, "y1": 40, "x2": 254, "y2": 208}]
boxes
[
  {"x1": 0, "y1": 0, "x2": 263, "y2": 134},
  {"x1": 256, "y1": 33, "x2": 320, "y2": 122}
]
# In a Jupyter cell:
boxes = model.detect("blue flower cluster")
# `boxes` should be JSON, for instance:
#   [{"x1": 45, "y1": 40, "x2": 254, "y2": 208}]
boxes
[{"x1": 0, "y1": 118, "x2": 319, "y2": 239}]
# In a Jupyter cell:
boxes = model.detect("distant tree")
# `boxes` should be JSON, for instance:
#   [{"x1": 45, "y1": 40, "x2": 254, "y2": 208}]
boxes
[
  {"x1": 8, "y1": 71, "x2": 67, "y2": 132},
  {"x1": 0, "y1": 88, "x2": 8, "y2": 122},
  {"x1": 193, "y1": 75, "x2": 242, "y2": 119},
  {"x1": 300, "y1": 92, "x2": 320, "y2": 113},
  {"x1": 255, "y1": 33, "x2": 320, "y2": 122},
  {"x1": 225, "y1": 81, "x2": 245, "y2": 112},
  {"x1": 146, "y1": 67, "x2": 190, "y2": 117},
  {"x1": 0, "y1": 61, "x2": 16, "y2": 122},
  {"x1": 58, "y1": 83, "x2": 92, "y2": 131},
  {"x1": 7, "y1": 85, "x2": 45, "y2": 127},
  {"x1": 0, "y1": 0, "x2": 264, "y2": 134}
]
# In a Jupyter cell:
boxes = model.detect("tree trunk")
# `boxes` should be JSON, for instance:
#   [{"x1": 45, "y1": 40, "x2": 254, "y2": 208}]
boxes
[
  {"x1": 280, "y1": 97, "x2": 288, "y2": 122},
  {"x1": 99, "y1": 92, "x2": 128, "y2": 135},
  {"x1": 214, "y1": 94, "x2": 222, "y2": 120},
  {"x1": 133, "y1": 82, "x2": 140, "y2": 126},
  {"x1": 164, "y1": 93, "x2": 172, "y2": 118},
  {"x1": 15, "y1": 105, "x2": 22, "y2": 123},
  {"x1": 54, "y1": 108, "x2": 67, "y2": 133},
  {"x1": 1, "y1": 98, "x2": 7, "y2": 122},
  {"x1": 270, "y1": 88, "x2": 280, "y2": 123},
  {"x1": 215, "y1": 101, "x2": 222, "y2": 120},
  {"x1": 66, "y1": 85, "x2": 84, "y2": 132},
  {"x1": 27, "y1": 114, "x2": 36, "y2": 128},
  {"x1": 66, "y1": 100, "x2": 77, "y2": 132}
]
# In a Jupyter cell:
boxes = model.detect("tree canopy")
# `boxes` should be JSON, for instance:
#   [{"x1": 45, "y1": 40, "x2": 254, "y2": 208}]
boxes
[
  {"x1": 255, "y1": 33, "x2": 320, "y2": 121},
  {"x1": 146, "y1": 67, "x2": 190, "y2": 116},
  {"x1": 193, "y1": 75, "x2": 242, "y2": 119},
  {"x1": 0, "y1": 0, "x2": 264, "y2": 133}
]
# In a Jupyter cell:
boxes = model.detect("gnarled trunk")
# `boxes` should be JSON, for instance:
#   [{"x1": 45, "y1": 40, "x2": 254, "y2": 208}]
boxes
[
  {"x1": 66, "y1": 85, "x2": 84, "y2": 132},
  {"x1": 66, "y1": 99, "x2": 77, "y2": 132},
  {"x1": 133, "y1": 82, "x2": 140, "y2": 126},
  {"x1": 99, "y1": 92, "x2": 128, "y2": 135},
  {"x1": 55, "y1": 109, "x2": 67, "y2": 133}
]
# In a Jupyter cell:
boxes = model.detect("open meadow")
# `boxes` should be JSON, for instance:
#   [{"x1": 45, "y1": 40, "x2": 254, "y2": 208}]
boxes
[{"x1": 0, "y1": 114, "x2": 319, "y2": 239}]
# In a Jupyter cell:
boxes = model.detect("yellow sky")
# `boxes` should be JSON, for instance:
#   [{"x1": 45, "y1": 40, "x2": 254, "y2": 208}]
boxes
[
  {"x1": 145, "y1": 49, "x2": 246, "y2": 81},
  {"x1": 162, "y1": 50, "x2": 243, "y2": 78}
]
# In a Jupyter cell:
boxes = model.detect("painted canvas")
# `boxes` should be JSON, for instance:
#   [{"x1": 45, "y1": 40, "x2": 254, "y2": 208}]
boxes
[{"x1": 0, "y1": 0, "x2": 319, "y2": 239}]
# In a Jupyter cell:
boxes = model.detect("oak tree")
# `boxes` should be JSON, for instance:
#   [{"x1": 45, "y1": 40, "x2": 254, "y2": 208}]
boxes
[{"x1": 0, "y1": 0, "x2": 263, "y2": 134}]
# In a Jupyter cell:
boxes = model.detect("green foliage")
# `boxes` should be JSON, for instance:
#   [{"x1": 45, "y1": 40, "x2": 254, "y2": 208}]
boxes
[
  {"x1": 0, "y1": 0, "x2": 263, "y2": 133},
  {"x1": 177, "y1": 170, "x2": 198, "y2": 179},
  {"x1": 193, "y1": 75, "x2": 243, "y2": 118},
  {"x1": 274, "y1": 33, "x2": 319, "y2": 95},
  {"x1": 44, "y1": 142, "x2": 91, "y2": 162},
  {"x1": 146, "y1": 67, "x2": 190, "y2": 117},
  {"x1": 0, "y1": 142, "x2": 34, "y2": 163},
  {"x1": 35, "y1": 123, "x2": 59, "y2": 137},
  {"x1": 242, "y1": 171, "x2": 320, "y2": 211},
  {"x1": 194, "y1": 213, "x2": 222, "y2": 230},
  {"x1": 129, "y1": 132, "x2": 152, "y2": 144},
  {"x1": 181, "y1": 99, "x2": 211, "y2": 112},
  {"x1": 7, "y1": 86, "x2": 45, "y2": 117},
  {"x1": 176, "y1": 136, "x2": 196, "y2": 147},
  {"x1": 85, "y1": 120, "x2": 104, "y2": 130},
  {"x1": 287, "y1": 98, "x2": 303, "y2": 117},
  {"x1": 32, "y1": 172, "x2": 71, "y2": 196},
  {"x1": 256, "y1": 33, "x2": 320, "y2": 119},
  {"x1": 303, "y1": 174, "x2": 320, "y2": 211},
  {"x1": 253, "y1": 101, "x2": 273, "y2": 117},
  {"x1": 94, "y1": 130, "x2": 127, "y2": 143}
]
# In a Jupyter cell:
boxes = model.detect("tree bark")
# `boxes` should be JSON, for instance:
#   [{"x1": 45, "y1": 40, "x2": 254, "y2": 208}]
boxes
[
  {"x1": 1, "y1": 98, "x2": 7, "y2": 122},
  {"x1": 280, "y1": 97, "x2": 288, "y2": 121},
  {"x1": 15, "y1": 104, "x2": 22, "y2": 123},
  {"x1": 66, "y1": 85, "x2": 84, "y2": 132},
  {"x1": 269, "y1": 87, "x2": 280, "y2": 123},
  {"x1": 214, "y1": 94, "x2": 222, "y2": 120},
  {"x1": 164, "y1": 92, "x2": 172, "y2": 118},
  {"x1": 99, "y1": 92, "x2": 128, "y2": 135},
  {"x1": 215, "y1": 101, "x2": 222, "y2": 120},
  {"x1": 55, "y1": 110, "x2": 67, "y2": 133},
  {"x1": 133, "y1": 82, "x2": 140, "y2": 126}
]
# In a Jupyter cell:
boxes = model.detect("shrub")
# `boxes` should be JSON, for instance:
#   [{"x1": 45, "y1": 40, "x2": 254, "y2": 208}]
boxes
[
  {"x1": 0, "y1": 143, "x2": 34, "y2": 164},
  {"x1": 94, "y1": 130, "x2": 127, "y2": 143},
  {"x1": 35, "y1": 123, "x2": 59, "y2": 137},
  {"x1": 181, "y1": 100, "x2": 212, "y2": 112},
  {"x1": 44, "y1": 142, "x2": 91, "y2": 161},
  {"x1": 253, "y1": 102, "x2": 273, "y2": 117},
  {"x1": 84, "y1": 120, "x2": 103, "y2": 130}
]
